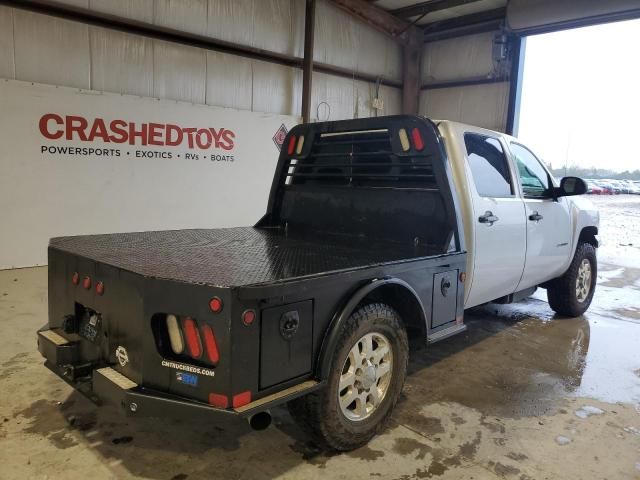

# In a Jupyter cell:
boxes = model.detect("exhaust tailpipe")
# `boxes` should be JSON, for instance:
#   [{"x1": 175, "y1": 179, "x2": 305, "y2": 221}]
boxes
[{"x1": 248, "y1": 411, "x2": 272, "y2": 431}]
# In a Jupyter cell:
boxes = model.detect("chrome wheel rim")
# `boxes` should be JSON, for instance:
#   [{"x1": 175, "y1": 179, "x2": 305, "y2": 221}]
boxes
[
  {"x1": 575, "y1": 258, "x2": 592, "y2": 303},
  {"x1": 338, "y1": 332, "x2": 393, "y2": 422}
]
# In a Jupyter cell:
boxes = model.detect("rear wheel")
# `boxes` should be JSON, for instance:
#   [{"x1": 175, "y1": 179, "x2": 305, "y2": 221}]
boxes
[
  {"x1": 287, "y1": 303, "x2": 408, "y2": 451},
  {"x1": 547, "y1": 242, "x2": 597, "y2": 316}
]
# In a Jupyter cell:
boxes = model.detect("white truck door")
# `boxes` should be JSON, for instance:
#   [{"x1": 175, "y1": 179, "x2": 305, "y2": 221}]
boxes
[
  {"x1": 463, "y1": 133, "x2": 527, "y2": 308},
  {"x1": 508, "y1": 142, "x2": 572, "y2": 291}
]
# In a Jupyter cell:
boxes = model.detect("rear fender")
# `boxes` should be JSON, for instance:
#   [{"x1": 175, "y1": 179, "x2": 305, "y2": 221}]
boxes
[{"x1": 316, "y1": 277, "x2": 426, "y2": 380}]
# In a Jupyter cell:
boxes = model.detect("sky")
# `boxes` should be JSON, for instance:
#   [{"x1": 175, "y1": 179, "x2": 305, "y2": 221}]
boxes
[{"x1": 517, "y1": 18, "x2": 640, "y2": 173}]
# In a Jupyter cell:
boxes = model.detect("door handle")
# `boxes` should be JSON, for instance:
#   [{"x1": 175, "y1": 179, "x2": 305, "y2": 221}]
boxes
[
  {"x1": 478, "y1": 211, "x2": 499, "y2": 226},
  {"x1": 529, "y1": 211, "x2": 543, "y2": 222}
]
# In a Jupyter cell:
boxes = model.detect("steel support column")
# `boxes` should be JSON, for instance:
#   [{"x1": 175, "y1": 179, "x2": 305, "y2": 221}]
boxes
[
  {"x1": 505, "y1": 36, "x2": 526, "y2": 136},
  {"x1": 302, "y1": 0, "x2": 316, "y2": 123},
  {"x1": 402, "y1": 29, "x2": 422, "y2": 114}
]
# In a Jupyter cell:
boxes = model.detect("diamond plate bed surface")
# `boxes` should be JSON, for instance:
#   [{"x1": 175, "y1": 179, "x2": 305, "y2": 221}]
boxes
[{"x1": 50, "y1": 227, "x2": 435, "y2": 287}]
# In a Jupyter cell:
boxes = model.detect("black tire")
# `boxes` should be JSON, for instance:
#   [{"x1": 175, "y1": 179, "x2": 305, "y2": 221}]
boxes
[
  {"x1": 287, "y1": 303, "x2": 408, "y2": 451},
  {"x1": 547, "y1": 242, "x2": 597, "y2": 317}
]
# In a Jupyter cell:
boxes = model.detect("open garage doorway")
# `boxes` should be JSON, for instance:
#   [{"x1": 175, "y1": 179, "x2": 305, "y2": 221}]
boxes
[
  {"x1": 514, "y1": 18, "x2": 640, "y2": 267},
  {"x1": 516, "y1": 18, "x2": 640, "y2": 183}
]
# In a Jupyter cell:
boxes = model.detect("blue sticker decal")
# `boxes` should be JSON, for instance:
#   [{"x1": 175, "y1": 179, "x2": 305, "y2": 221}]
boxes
[{"x1": 176, "y1": 371, "x2": 198, "y2": 387}]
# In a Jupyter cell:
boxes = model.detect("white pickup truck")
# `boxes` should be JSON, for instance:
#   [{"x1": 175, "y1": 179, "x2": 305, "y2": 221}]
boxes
[
  {"x1": 441, "y1": 120, "x2": 599, "y2": 316},
  {"x1": 39, "y1": 115, "x2": 599, "y2": 451}
]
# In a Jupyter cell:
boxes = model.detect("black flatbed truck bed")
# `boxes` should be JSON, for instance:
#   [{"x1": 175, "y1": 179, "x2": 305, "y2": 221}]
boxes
[
  {"x1": 49, "y1": 226, "x2": 447, "y2": 287},
  {"x1": 38, "y1": 115, "x2": 468, "y2": 450}
]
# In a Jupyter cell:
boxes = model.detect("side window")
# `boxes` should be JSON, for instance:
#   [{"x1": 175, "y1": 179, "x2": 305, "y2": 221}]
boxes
[
  {"x1": 510, "y1": 143, "x2": 550, "y2": 198},
  {"x1": 464, "y1": 133, "x2": 513, "y2": 197}
]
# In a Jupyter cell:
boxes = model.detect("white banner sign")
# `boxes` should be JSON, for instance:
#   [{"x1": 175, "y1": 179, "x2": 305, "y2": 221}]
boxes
[{"x1": 0, "y1": 80, "x2": 298, "y2": 269}]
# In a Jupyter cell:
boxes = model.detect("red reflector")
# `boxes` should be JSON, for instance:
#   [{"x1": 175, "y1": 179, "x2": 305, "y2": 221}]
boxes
[
  {"x1": 208, "y1": 393, "x2": 228, "y2": 409},
  {"x1": 209, "y1": 297, "x2": 223, "y2": 313},
  {"x1": 242, "y1": 309, "x2": 256, "y2": 326},
  {"x1": 232, "y1": 391, "x2": 252, "y2": 408},
  {"x1": 82, "y1": 276, "x2": 91, "y2": 290},
  {"x1": 411, "y1": 127, "x2": 425, "y2": 151},
  {"x1": 287, "y1": 135, "x2": 297, "y2": 156},
  {"x1": 201, "y1": 325, "x2": 220, "y2": 364},
  {"x1": 182, "y1": 317, "x2": 202, "y2": 358},
  {"x1": 96, "y1": 281, "x2": 105, "y2": 296},
  {"x1": 72, "y1": 272, "x2": 79, "y2": 285}
]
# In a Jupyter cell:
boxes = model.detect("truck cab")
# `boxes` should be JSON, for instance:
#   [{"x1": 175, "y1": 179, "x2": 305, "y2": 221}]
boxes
[{"x1": 438, "y1": 120, "x2": 599, "y2": 311}]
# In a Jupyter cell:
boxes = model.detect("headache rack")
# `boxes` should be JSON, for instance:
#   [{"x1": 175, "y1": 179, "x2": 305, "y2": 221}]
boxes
[
  {"x1": 259, "y1": 115, "x2": 463, "y2": 254},
  {"x1": 285, "y1": 128, "x2": 437, "y2": 189}
]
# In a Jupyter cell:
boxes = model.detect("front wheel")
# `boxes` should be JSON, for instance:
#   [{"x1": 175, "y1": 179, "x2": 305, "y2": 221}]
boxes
[
  {"x1": 287, "y1": 303, "x2": 408, "y2": 451},
  {"x1": 547, "y1": 242, "x2": 597, "y2": 316}
]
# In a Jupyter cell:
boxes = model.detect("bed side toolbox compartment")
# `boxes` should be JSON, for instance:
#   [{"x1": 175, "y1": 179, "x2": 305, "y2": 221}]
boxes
[{"x1": 259, "y1": 300, "x2": 313, "y2": 389}]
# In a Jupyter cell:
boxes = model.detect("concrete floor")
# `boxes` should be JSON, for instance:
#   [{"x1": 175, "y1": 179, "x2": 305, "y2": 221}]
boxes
[{"x1": 1, "y1": 195, "x2": 640, "y2": 480}]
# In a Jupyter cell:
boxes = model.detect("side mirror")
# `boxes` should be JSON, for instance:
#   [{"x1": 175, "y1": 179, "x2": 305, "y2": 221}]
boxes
[{"x1": 558, "y1": 176, "x2": 588, "y2": 197}]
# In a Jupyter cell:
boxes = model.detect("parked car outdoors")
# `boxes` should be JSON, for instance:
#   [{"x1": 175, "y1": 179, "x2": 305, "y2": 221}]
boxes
[
  {"x1": 622, "y1": 180, "x2": 640, "y2": 194},
  {"x1": 590, "y1": 180, "x2": 611, "y2": 194},
  {"x1": 582, "y1": 179, "x2": 640, "y2": 195},
  {"x1": 597, "y1": 180, "x2": 619, "y2": 194},
  {"x1": 612, "y1": 180, "x2": 630, "y2": 194},
  {"x1": 585, "y1": 180, "x2": 603, "y2": 194}
]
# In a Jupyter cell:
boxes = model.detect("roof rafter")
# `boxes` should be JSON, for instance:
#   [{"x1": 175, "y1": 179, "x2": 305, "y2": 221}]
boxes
[
  {"x1": 422, "y1": 7, "x2": 506, "y2": 41},
  {"x1": 328, "y1": 0, "x2": 418, "y2": 44},
  {"x1": 392, "y1": 0, "x2": 485, "y2": 19}
]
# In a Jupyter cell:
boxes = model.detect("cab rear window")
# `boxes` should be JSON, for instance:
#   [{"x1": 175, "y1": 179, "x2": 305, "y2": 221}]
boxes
[{"x1": 464, "y1": 133, "x2": 514, "y2": 197}]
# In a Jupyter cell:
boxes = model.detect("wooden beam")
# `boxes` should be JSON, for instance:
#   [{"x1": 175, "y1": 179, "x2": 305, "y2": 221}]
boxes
[
  {"x1": 402, "y1": 29, "x2": 422, "y2": 114},
  {"x1": 392, "y1": 0, "x2": 483, "y2": 19},
  {"x1": 328, "y1": 0, "x2": 414, "y2": 44},
  {"x1": 301, "y1": 0, "x2": 316, "y2": 123}
]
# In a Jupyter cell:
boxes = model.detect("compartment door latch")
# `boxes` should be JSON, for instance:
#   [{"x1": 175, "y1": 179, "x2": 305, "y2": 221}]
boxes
[
  {"x1": 441, "y1": 277, "x2": 451, "y2": 296},
  {"x1": 280, "y1": 310, "x2": 300, "y2": 340}
]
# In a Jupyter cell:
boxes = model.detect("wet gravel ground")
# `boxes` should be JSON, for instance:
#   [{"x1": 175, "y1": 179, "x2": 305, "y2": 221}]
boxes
[
  {"x1": 591, "y1": 194, "x2": 640, "y2": 268},
  {"x1": 0, "y1": 195, "x2": 639, "y2": 479}
]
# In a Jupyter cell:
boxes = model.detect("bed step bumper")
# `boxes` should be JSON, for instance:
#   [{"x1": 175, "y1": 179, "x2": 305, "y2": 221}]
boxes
[
  {"x1": 37, "y1": 329, "x2": 78, "y2": 366},
  {"x1": 38, "y1": 327, "x2": 323, "y2": 422}
]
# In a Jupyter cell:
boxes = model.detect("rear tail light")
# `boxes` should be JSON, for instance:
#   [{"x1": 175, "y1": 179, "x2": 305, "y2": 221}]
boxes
[
  {"x1": 182, "y1": 317, "x2": 202, "y2": 359},
  {"x1": 72, "y1": 272, "x2": 80, "y2": 285},
  {"x1": 82, "y1": 276, "x2": 92, "y2": 290},
  {"x1": 209, "y1": 393, "x2": 229, "y2": 409},
  {"x1": 398, "y1": 128, "x2": 410, "y2": 151},
  {"x1": 209, "y1": 297, "x2": 223, "y2": 313},
  {"x1": 232, "y1": 391, "x2": 252, "y2": 408},
  {"x1": 287, "y1": 135, "x2": 297, "y2": 155},
  {"x1": 201, "y1": 325, "x2": 220, "y2": 364},
  {"x1": 411, "y1": 127, "x2": 425, "y2": 151},
  {"x1": 296, "y1": 135, "x2": 305, "y2": 155},
  {"x1": 242, "y1": 309, "x2": 256, "y2": 326},
  {"x1": 96, "y1": 281, "x2": 105, "y2": 296},
  {"x1": 159, "y1": 314, "x2": 220, "y2": 366},
  {"x1": 166, "y1": 314, "x2": 185, "y2": 354}
]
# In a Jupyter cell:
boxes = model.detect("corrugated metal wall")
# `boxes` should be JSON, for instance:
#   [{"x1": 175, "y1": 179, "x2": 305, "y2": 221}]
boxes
[
  {"x1": 419, "y1": 32, "x2": 510, "y2": 132},
  {"x1": 0, "y1": 0, "x2": 402, "y2": 120}
]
